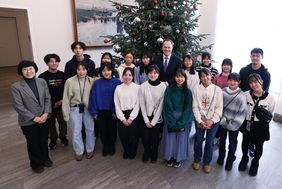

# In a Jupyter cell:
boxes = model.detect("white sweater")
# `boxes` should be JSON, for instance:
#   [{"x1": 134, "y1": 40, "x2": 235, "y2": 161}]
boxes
[
  {"x1": 114, "y1": 82, "x2": 140, "y2": 121},
  {"x1": 139, "y1": 81, "x2": 167, "y2": 126},
  {"x1": 193, "y1": 83, "x2": 223, "y2": 124},
  {"x1": 116, "y1": 63, "x2": 135, "y2": 81},
  {"x1": 184, "y1": 70, "x2": 200, "y2": 92}
]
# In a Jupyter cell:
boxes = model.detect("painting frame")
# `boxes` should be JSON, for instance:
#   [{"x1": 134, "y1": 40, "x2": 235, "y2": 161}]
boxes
[{"x1": 72, "y1": 0, "x2": 133, "y2": 48}]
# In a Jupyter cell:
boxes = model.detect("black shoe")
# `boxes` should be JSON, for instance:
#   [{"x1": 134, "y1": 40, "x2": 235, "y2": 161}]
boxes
[
  {"x1": 167, "y1": 158, "x2": 174, "y2": 167},
  {"x1": 102, "y1": 145, "x2": 108, "y2": 157},
  {"x1": 32, "y1": 166, "x2": 44, "y2": 173},
  {"x1": 217, "y1": 156, "x2": 225, "y2": 166},
  {"x1": 129, "y1": 152, "x2": 136, "y2": 159},
  {"x1": 61, "y1": 137, "x2": 69, "y2": 146},
  {"x1": 249, "y1": 160, "x2": 259, "y2": 176},
  {"x1": 174, "y1": 161, "x2": 181, "y2": 168},
  {"x1": 225, "y1": 160, "x2": 233, "y2": 171},
  {"x1": 150, "y1": 156, "x2": 158, "y2": 163},
  {"x1": 123, "y1": 152, "x2": 129, "y2": 159},
  {"x1": 43, "y1": 159, "x2": 53, "y2": 167},
  {"x1": 108, "y1": 145, "x2": 115, "y2": 156},
  {"x1": 49, "y1": 140, "x2": 57, "y2": 150},
  {"x1": 238, "y1": 157, "x2": 249, "y2": 171}
]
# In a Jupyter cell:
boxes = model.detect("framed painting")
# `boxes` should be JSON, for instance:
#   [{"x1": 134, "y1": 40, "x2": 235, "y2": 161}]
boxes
[{"x1": 72, "y1": 0, "x2": 135, "y2": 47}]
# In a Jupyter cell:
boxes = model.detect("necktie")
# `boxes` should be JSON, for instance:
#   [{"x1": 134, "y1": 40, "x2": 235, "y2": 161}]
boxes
[{"x1": 164, "y1": 56, "x2": 168, "y2": 72}]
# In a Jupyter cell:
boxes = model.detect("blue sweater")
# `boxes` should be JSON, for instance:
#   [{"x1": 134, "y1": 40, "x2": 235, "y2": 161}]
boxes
[{"x1": 88, "y1": 77, "x2": 121, "y2": 116}]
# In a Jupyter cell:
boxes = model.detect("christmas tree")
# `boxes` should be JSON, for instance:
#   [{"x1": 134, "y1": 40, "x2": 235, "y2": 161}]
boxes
[{"x1": 103, "y1": 0, "x2": 212, "y2": 64}]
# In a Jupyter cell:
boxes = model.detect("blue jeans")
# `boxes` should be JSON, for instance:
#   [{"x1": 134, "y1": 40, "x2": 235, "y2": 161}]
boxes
[
  {"x1": 69, "y1": 107, "x2": 95, "y2": 155},
  {"x1": 193, "y1": 122, "x2": 220, "y2": 165}
]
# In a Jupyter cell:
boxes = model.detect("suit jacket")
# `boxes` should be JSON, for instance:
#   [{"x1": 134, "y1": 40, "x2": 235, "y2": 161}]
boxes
[
  {"x1": 11, "y1": 78, "x2": 52, "y2": 126},
  {"x1": 153, "y1": 53, "x2": 182, "y2": 82}
]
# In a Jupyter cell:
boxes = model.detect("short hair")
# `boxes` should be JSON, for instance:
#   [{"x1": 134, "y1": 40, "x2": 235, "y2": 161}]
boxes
[
  {"x1": 122, "y1": 67, "x2": 134, "y2": 77},
  {"x1": 201, "y1": 52, "x2": 211, "y2": 60},
  {"x1": 43, "y1": 54, "x2": 61, "y2": 64},
  {"x1": 76, "y1": 61, "x2": 88, "y2": 70},
  {"x1": 228, "y1": 72, "x2": 240, "y2": 82},
  {"x1": 198, "y1": 68, "x2": 211, "y2": 79},
  {"x1": 250, "y1": 48, "x2": 263, "y2": 56},
  {"x1": 162, "y1": 39, "x2": 174, "y2": 47},
  {"x1": 147, "y1": 64, "x2": 160, "y2": 74},
  {"x1": 71, "y1": 41, "x2": 86, "y2": 51},
  {"x1": 17, "y1": 60, "x2": 38, "y2": 75},
  {"x1": 123, "y1": 51, "x2": 134, "y2": 58},
  {"x1": 99, "y1": 63, "x2": 113, "y2": 75}
]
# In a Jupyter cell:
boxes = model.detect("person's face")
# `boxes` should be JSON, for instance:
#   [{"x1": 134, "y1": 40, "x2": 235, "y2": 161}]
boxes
[
  {"x1": 73, "y1": 45, "x2": 84, "y2": 57},
  {"x1": 222, "y1": 64, "x2": 231, "y2": 74},
  {"x1": 142, "y1": 56, "x2": 150, "y2": 66},
  {"x1": 250, "y1": 53, "x2": 263, "y2": 65},
  {"x1": 228, "y1": 79, "x2": 240, "y2": 90},
  {"x1": 102, "y1": 54, "x2": 111, "y2": 64},
  {"x1": 124, "y1": 53, "x2": 134, "y2": 65},
  {"x1": 200, "y1": 73, "x2": 212, "y2": 87},
  {"x1": 183, "y1": 57, "x2": 193, "y2": 69},
  {"x1": 162, "y1": 41, "x2": 173, "y2": 56},
  {"x1": 202, "y1": 56, "x2": 210, "y2": 66},
  {"x1": 249, "y1": 78, "x2": 263, "y2": 93},
  {"x1": 122, "y1": 70, "x2": 133, "y2": 84},
  {"x1": 22, "y1": 66, "x2": 36, "y2": 79},
  {"x1": 101, "y1": 67, "x2": 112, "y2": 79},
  {"x1": 148, "y1": 69, "x2": 159, "y2": 81},
  {"x1": 175, "y1": 74, "x2": 185, "y2": 86},
  {"x1": 76, "y1": 65, "x2": 87, "y2": 77},
  {"x1": 47, "y1": 58, "x2": 59, "y2": 71}
]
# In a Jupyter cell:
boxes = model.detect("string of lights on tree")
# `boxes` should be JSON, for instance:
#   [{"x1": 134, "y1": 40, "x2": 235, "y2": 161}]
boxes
[{"x1": 103, "y1": 0, "x2": 213, "y2": 65}]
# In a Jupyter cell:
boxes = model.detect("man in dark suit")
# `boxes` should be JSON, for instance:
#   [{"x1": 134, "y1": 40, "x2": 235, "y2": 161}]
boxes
[{"x1": 153, "y1": 39, "x2": 182, "y2": 83}]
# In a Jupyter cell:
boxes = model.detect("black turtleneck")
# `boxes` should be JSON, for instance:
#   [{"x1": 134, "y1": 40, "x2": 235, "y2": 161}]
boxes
[
  {"x1": 24, "y1": 77, "x2": 40, "y2": 102},
  {"x1": 148, "y1": 79, "x2": 161, "y2": 86}
]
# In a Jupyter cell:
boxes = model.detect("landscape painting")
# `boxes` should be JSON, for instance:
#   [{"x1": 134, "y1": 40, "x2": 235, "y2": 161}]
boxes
[{"x1": 73, "y1": 0, "x2": 135, "y2": 47}]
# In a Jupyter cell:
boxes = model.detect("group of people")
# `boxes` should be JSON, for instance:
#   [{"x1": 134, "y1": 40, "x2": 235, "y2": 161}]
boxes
[{"x1": 11, "y1": 39, "x2": 275, "y2": 177}]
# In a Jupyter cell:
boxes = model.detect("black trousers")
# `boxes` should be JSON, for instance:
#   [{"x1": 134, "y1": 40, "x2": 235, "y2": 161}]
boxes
[
  {"x1": 21, "y1": 123, "x2": 50, "y2": 169},
  {"x1": 97, "y1": 110, "x2": 117, "y2": 147},
  {"x1": 141, "y1": 122, "x2": 161, "y2": 160},
  {"x1": 47, "y1": 109, "x2": 67, "y2": 140},
  {"x1": 241, "y1": 131, "x2": 264, "y2": 163},
  {"x1": 218, "y1": 127, "x2": 239, "y2": 161},
  {"x1": 118, "y1": 110, "x2": 138, "y2": 156}
]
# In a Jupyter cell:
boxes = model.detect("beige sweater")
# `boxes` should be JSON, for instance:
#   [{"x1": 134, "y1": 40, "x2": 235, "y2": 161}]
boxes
[{"x1": 62, "y1": 75, "x2": 94, "y2": 121}]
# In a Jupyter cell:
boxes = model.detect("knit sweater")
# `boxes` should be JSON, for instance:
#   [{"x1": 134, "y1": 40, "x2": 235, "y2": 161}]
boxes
[
  {"x1": 195, "y1": 63, "x2": 219, "y2": 81},
  {"x1": 88, "y1": 77, "x2": 121, "y2": 116},
  {"x1": 114, "y1": 82, "x2": 140, "y2": 121},
  {"x1": 193, "y1": 83, "x2": 223, "y2": 124},
  {"x1": 245, "y1": 90, "x2": 275, "y2": 122},
  {"x1": 184, "y1": 70, "x2": 200, "y2": 92},
  {"x1": 163, "y1": 85, "x2": 193, "y2": 129},
  {"x1": 62, "y1": 75, "x2": 94, "y2": 121},
  {"x1": 220, "y1": 87, "x2": 247, "y2": 131},
  {"x1": 212, "y1": 74, "x2": 228, "y2": 89},
  {"x1": 139, "y1": 81, "x2": 167, "y2": 126}
]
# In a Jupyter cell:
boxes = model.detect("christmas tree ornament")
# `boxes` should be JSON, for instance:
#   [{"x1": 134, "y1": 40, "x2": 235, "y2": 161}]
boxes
[
  {"x1": 103, "y1": 38, "x2": 110, "y2": 43},
  {"x1": 133, "y1": 17, "x2": 141, "y2": 23},
  {"x1": 119, "y1": 17, "x2": 124, "y2": 22},
  {"x1": 176, "y1": 29, "x2": 180, "y2": 33},
  {"x1": 168, "y1": 12, "x2": 174, "y2": 17},
  {"x1": 193, "y1": 4, "x2": 197, "y2": 9},
  {"x1": 128, "y1": 7, "x2": 132, "y2": 12},
  {"x1": 113, "y1": 44, "x2": 121, "y2": 53},
  {"x1": 157, "y1": 37, "x2": 164, "y2": 44},
  {"x1": 131, "y1": 31, "x2": 137, "y2": 37},
  {"x1": 163, "y1": 25, "x2": 172, "y2": 33},
  {"x1": 159, "y1": 11, "x2": 165, "y2": 17},
  {"x1": 144, "y1": 42, "x2": 148, "y2": 46},
  {"x1": 116, "y1": 5, "x2": 120, "y2": 10}
]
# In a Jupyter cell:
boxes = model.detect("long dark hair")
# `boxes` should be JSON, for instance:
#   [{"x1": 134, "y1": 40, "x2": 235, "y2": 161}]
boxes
[
  {"x1": 169, "y1": 69, "x2": 190, "y2": 110},
  {"x1": 182, "y1": 54, "x2": 196, "y2": 75},
  {"x1": 140, "y1": 51, "x2": 153, "y2": 74},
  {"x1": 100, "y1": 52, "x2": 112, "y2": 64}
]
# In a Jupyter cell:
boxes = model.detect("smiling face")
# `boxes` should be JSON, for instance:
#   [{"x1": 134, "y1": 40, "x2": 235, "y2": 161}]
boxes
[
  {"x1": 22, "y1": 66, "x2": 36, "y2": 79},
  {"x1": 222, "y1": 64, "x2": 232, "y2": 74},
  {"x1": 76, "y1": 65, "x2": 87, "y2": 78},
  {"x1": 175, "y1": 73, "x2": 185, "y2": 87},
  {"x1": 102, "y1": 54, "x2": 111, "y2": 64},
  {"x1": 101, "y1": 66, "x2": 112, "y2": 79},
  {"x1": 250, "y1": 53, "x2": 263, "y2": 66},
  {"x1": 162, "y1": 40, "x2": 173, "y2": 57},
  {"x1": 142, "y1": 55, "x2": 151, "y2": 66},
  {"x1": 122, "y1": 69, "x2": 133, "y2": 84},
  {"x1": 200, "y1": 73, "x2": 212, "y2": 87},
  {"x1": 148, "y1": 69, "x2": 159, "y2": 81},
  {"x1": 183, "y1": 57, "x2": 193, "y2": 70},
  {"x1": 249, "y1": 77, "x2": 263, "y2": 93},
  {"x1": 228, "y1": 79, "x2": 240, "y2": 90}
]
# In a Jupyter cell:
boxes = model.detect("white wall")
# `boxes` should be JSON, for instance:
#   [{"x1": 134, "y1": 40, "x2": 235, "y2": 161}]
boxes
[{"x1": 0, "y1": 0, "x2": 217, "y2": 74}]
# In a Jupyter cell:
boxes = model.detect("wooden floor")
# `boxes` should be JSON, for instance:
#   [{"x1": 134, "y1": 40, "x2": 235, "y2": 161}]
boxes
[{"x1": 0, "y1": 66, "x2": 282, "y2": 189}]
